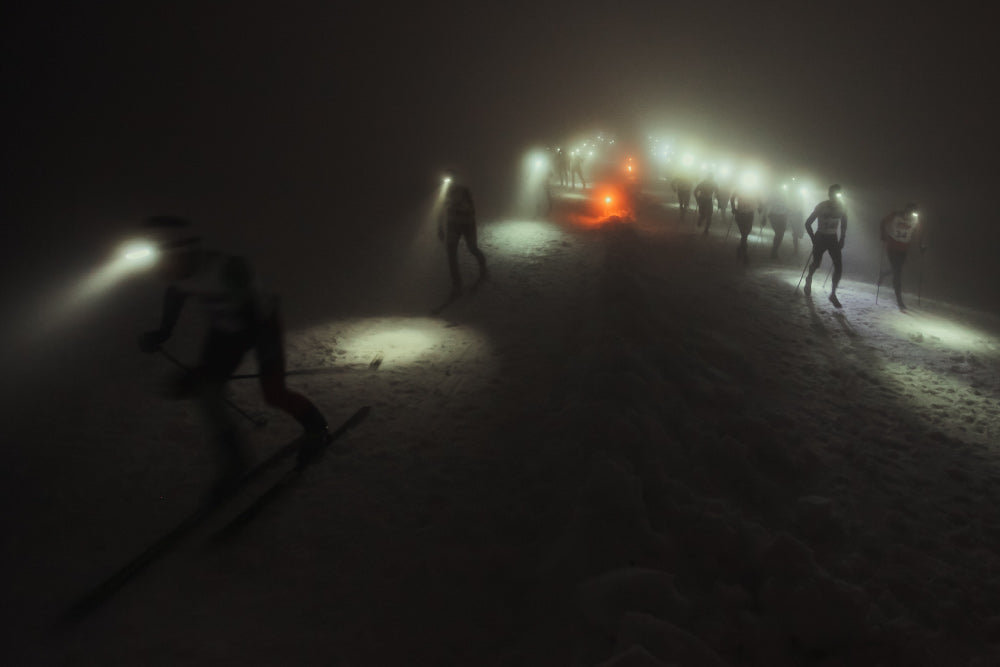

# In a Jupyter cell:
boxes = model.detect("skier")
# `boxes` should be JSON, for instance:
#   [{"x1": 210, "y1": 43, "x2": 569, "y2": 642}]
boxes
[
  {"x1": 136, "y1": 217, "x2": 329, "y2": 494},
  {"x1": 672, "y1": 175, "x2": 693, "y2": 222},
  {"x1": 570, "y1": 151, "x2": 587, "y2": 189},
  {"x1": 764, "y1": 188, "x2": 790, "y2": 259},
  {"x1": 729, "y1": 189, "x2": 758, "y2": 264},
  {"x1": 804, "y1": 184, "x2": 848, "y2": 308},
  {"x1": 439, "y1": 170, "x2": 488, "y2": 298},
  {"x1": 554, "y1": 148, "x2": 569, "y2": 187},
  {"x1": 694, "y1": 174, "x2": 717, "y2": 234},
  {"x1": 878, "y1": 202, "x2": 924, "y2": 310}
]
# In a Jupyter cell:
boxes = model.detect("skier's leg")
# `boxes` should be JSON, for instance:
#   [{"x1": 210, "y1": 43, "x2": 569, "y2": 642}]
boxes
[
  {"x1": 256, "y1": 304, "x2": 327, "y2": 432},
  {"x1": 199, "y1": 329, "x2": 254, "y2": 485},
  {"x1": 830, "y1": 243, "x2": 843, "y2": 292},
  {"x1": 446, "y1": 226, "x2": 462, "y2": 293},
  {"x1": 463, "y1": 223, "x2": 488, "y2": 280}
]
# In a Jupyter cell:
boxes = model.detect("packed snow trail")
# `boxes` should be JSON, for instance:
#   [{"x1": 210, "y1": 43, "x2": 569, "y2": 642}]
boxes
[{"x1": 4, "y1": 196, "x2": 1000, "y2": 665}]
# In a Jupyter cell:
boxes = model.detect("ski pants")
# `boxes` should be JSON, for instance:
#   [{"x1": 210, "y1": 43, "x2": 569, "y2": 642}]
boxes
[
  {"x1": 735, "y1": 211, "x2": 754, "y2": 261},
  {"x1": 197, "y1": 305, "x2": 325, "y2": 453},
  {"x1": 809, "y1": 235, "x2": 843, "y2": 290},
  {"x1": 446, "y1": 221, "x2": 487, "y2": 289},
  {"x1": 886, "y1": 247, "x2": 908, "y2": 300},
  {"x1": 696, "y1": 197, "x2": 713, "y2": 229}
]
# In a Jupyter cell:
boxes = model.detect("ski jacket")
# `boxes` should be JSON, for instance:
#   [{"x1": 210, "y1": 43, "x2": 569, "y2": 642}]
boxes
[
  {"x1": 172, "y1": 251, "x2": 268, "y2": 333},
  {"x1": 881, "y1": 211, "x2": 920, "y2": 252},
  {"x1": 730, "y1": 192, "x2": 758, "y2": 215},
  {"x1": 695, "y1": 179, "x2": 717, "y2": 201},
  {"x1": 443, "y1": 184, "x2": 476, "y2": 226},
  {"x1": 808, "y1": 200, "x2": 847, "y2": 237}
]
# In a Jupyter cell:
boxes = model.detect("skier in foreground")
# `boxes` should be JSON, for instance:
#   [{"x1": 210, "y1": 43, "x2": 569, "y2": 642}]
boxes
[
  {"x1": 879, "y1": 202, "x2": 924, "y2": 310},
  {"x1": 804, "y1": 184, "x2": 848, "y2": 308},
  {"x1": 439, "y1": 170, "x2": 488, "y2": 299},
  {"x1": 137, "y1": 217, "x2": 329, "y2": 494}
]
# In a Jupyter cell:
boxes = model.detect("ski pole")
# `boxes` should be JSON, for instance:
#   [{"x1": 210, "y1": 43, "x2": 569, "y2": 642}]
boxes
[
  {"x1": 794, "y1": 252, "x2": 812, "y2": 293},
  {"x1": 724, "y1": 214, "x2": 735, "y2": 242},
  {"x1": 821, "y1": 263, "x2": 833, "y2": 289},
  {"x1": 157, "y1": 348, "x2": 267, "y2": 428}
]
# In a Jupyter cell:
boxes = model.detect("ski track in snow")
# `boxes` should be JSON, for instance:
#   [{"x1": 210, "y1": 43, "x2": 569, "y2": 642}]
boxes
[{"x1": 3, "y1": 190, "x2": 1000, "y2": 666}]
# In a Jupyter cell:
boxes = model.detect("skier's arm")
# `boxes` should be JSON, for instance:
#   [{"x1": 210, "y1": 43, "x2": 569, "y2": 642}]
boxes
[
  {"x1": 839, "y1": 213, "x2": 848, "y2": 249},
  {"x1": 804, "y1": 210, "x2": 817, "y2": 241}
]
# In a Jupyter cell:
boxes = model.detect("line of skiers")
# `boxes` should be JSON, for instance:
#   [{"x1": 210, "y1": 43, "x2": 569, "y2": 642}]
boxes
[
  {"x1": 685, "y1": 176, "x2": 923, "y2": 311},
  {"x1": 132, "y1": 169, "x2": 920, "y2": 495}
]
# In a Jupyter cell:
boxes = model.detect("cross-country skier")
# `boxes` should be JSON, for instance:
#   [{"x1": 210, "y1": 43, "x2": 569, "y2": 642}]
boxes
[
  {"x1": 439, "y1": 171, "x2": 488, "y2": 298},
  {"x1": 570, "y1": 152, "x2": 587, "y2": 189},
  {"x1": 764, "y1": 188, "x2": 790, "y2": 259},
  {"x1": 136, "y1": 217, "x2": 329, "y2": 493},
  {"x1": 729, "y1": 189, "x2": 759, "y2": 264},
  {"x1": 672, "y1": 175, "x2": 693, "y2": 222},
  {"x1": 878, "y1": 202, "x2": 924, "y2": 310},
  {"x1": 804, "y1": 184, "x2": 848, "y2": 308},
  {"x1": 694, "y1": 174, "x2": 718, "y2": 234}
]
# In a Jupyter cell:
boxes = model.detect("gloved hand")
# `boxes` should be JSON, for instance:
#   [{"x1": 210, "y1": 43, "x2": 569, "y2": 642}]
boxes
[
  {"x1": 808, "y1": 232, "x2": 816, "y2": 243},
  {"x1": 138, "y1": 329, "x2": 169, "y2": 353}
]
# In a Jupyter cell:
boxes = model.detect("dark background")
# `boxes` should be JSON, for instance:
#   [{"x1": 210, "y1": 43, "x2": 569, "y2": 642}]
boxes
[{"x1": 2, "y1": 1, "x2": 997, "y2": 326}]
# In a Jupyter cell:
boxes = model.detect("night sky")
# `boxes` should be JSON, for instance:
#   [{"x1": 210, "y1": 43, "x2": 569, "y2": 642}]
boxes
[{"x1": 2, "y1": 1, "x2": 997, "y2": 315}]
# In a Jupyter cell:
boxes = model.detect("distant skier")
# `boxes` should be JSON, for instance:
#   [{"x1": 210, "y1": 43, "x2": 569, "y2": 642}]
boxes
[
  {"x1": 764, "y1": 189, "x2": 790, "y2": 259},
  {"x1": 672, "y1": 176, "x2": 693, "y2": 222},
  {"x1": 804, "y1": 184, "x2": 848, "y2": 308},
  {"x1": 694, "y1": 174, "x2": 717, "y2": 234},
  {"x1": 729, "y1": 189, "x2": 759, "y2": 264},
  {"x1": 878, "y1": 202, "x2": 924, "y2": 310},
  {"x1": 570, "y1": 152, "x2": 587, "y2": 189},
  {"x1": 438, "y1": 170, "x2": 488, "y2": 298},
  {"x1": 555, "y1": 148, "x2": 569, "y2": 187},
  {"x1": 715, "y1": 182, "x2": 730, "y2": 222},
  {"x1": 789, "y1": 196, "x2": 805, "y2": 255},
  {"x1": 136, "y1": 216, "x2": 329, "y2": 494}
]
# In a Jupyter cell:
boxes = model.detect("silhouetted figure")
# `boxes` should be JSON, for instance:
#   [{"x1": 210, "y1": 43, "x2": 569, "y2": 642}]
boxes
[
  {"x1": 729, "y1": 190, "x2": 758, "y2": 264},
  {"x1": 137, "y1": 217, "x2": 329, "y2": 493},
  {"x1": 672, "y1": 176, "x2": 693, "y2": 222},
  {"x1": 694, "y1": 175, "x2": 717, "y2": 233},
  {"x1": 879, "y1": 202, "x2": 924, "y2": 310},
  {"x1": 716, "y1": 183, "x2": 730, "y2": 222},
  {"x1": 439, "y1": 171, "x2": 488, "y2": 298},
  {"x1": 804, "y1": 184, "x2": 848, "y2": 308},
  {"x1": 765, "y1": 190, "x2": 790, "y2": 259},
  {"x1": 555, "y1": 149, "x2": 569, "y2": 187},
  {"x1": 571, "y1": 152, "x2": 586, "y2": 189},
  {"x1": 790, "y1": 197, "x2": 805, "y2": 254}
]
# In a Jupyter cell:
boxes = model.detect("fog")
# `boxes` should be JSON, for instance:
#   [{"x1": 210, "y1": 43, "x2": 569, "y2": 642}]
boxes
[{"x1": 2, "y1": 1, "x2": 996, "y2": 353}]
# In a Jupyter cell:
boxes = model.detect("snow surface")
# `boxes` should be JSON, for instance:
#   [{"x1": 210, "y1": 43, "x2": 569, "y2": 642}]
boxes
[{"x1": 3, "y1": 185, "x2": 1000, "y2": 665}]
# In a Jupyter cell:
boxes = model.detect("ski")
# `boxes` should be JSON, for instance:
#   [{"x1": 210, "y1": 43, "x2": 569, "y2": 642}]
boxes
[
  {"x1": 58, "y1": 433, "x2": 304, "y2": 627},
  {"x1": 213, "y1": 406, "x2": 371, "y2": 541}
]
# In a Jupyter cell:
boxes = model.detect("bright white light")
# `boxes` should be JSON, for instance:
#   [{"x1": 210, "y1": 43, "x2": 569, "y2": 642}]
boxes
[
  {"x1": 741, "y1": 170, "x2": 760, "y2": 190},
  {"x1": 122, "y1": 241, "x2": 157, "y2": 266}
]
